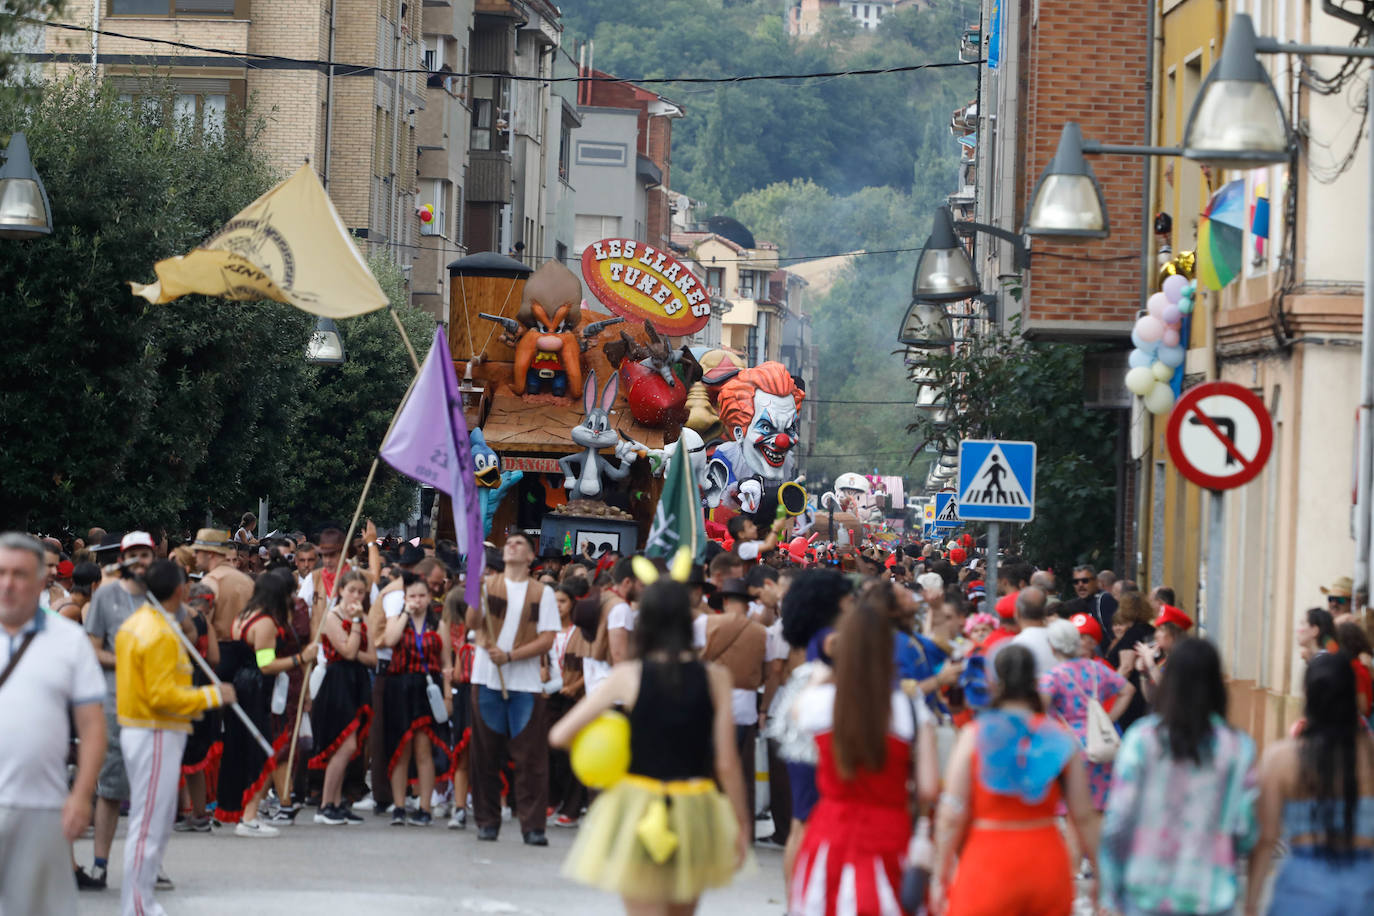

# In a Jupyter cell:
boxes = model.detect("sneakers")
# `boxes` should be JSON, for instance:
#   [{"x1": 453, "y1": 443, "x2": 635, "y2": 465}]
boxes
[
  {"x1": 351, "y1": 794, "x2": 376, "y2": 811},
  {"x1": 155, "y1": 871, "x2": 175, "y2": 891},
  {"x1": 476, "y1": 825, "x2": 499, "y2": 841},
  {"x1": 755, "y1": 834, "x2": 786, "y2": 851},
  {"x1": 314, "y1": 805, "x2": 347, "y2": 826},
  {"x1": 408, "y1": 809, "x2": 434, "y2": 827},
  {"x1": 234, "y1": 819, "x2": 280, "y2": 838},
  {"x1": 522, "y1": 830, "x2": 549, "y2": 847},
  {"x1": 74, "y1": 866, "x2": 105, "y2": 891},
  {"x1": 551, "y1": 813, "x2": 578, "y2": 829},
  {"x1": 265, "y1": 805, "x2": 299, "y2": 826},
  {"x1": 391, "y1": 808, "x2": 407, "y2": 827},
  {"x1": 339, "y1": 805, "x2": 364, "y2": 825},
  {"x1": 174, "y1": 815, "x2": 212, "y2": 833},
  {"x1": 448, "y1": 808, "x2": 467, "y2": 830}
]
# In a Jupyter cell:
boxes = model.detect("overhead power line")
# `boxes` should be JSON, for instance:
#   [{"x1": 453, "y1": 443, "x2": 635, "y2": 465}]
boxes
[{"x1": 34, "y1": 19, "x2": 980, "y2": 83}]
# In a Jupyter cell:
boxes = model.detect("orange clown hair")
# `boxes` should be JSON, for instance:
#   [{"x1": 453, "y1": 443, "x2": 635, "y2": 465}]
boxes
[{"x1": 717, "y1": 361, "x2": 806, "y2": 436}]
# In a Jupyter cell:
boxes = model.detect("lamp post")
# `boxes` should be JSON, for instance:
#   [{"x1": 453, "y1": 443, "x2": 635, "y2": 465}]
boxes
[
  {"x1": 306, "y1": 316, "x2": 346, "y2": 365},
  {"x1": 0, "y1": 133, "x2": 53, "y2": 240}
]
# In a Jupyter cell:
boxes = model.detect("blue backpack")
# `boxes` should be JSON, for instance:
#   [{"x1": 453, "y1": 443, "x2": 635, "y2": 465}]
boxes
[{"x1": 958, "y1": 653, "x2": 991, "y2": 710}]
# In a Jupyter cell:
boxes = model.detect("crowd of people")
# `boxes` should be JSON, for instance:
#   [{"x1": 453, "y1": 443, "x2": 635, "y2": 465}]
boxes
[{"x1": 3, "y1": 520, "x2": 1374, "y2": 916}]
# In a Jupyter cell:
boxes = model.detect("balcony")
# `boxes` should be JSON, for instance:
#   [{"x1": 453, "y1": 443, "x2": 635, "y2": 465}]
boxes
[{"x1": 466, "y1": 150, "x2": 511, "y2": 203}]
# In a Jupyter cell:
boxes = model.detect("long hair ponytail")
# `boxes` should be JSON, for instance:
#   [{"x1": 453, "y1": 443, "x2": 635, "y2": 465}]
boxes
[{"x1": 832, "y1": 585, "x2": 895, "y2": 780}]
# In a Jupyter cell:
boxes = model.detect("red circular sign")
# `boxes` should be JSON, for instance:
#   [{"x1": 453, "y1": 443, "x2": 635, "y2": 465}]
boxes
[
  {"x1": 580, "y1": 238, "x2": 711, "y2": 337},
  {"x1": 1165, "y1": 381, "x2": 1274, "y2": 490}
]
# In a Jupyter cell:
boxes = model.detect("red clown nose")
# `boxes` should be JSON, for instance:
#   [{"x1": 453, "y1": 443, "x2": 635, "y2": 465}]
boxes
[{"x1": 773, "y1": 434, "x2": 792, "y2": 449}]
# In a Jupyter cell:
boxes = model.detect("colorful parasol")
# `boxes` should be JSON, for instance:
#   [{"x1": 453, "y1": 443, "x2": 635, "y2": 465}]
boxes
[{"x1": 1197, "y1": 179, "x2": 1246, "y2": 290}]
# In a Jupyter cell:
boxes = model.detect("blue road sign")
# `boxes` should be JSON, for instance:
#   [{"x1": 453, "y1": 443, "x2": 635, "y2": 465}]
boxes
[
  {"x1": 922, "y1": 522, "x2": 936, "y2": 539},
  {"x1": 956, "y1": 439, "x2": 1036, "y2": 522},
  {"x1": 934, "y1": 492, "x2": 962, "y2": 529}
]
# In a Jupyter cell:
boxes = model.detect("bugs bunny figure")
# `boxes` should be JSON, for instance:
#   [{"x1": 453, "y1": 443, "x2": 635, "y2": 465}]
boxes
[{"x1": 560, "y1": 371, "x2": 635, "y2": 501}]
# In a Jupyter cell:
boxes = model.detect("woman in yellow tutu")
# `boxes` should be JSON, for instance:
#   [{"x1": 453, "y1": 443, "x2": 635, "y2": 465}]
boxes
[{"x1": 550, "y1": 578, "x2": 751, "y2": 915}]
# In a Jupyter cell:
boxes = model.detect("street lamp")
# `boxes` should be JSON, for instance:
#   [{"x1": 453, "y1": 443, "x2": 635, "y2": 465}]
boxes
[
  {"x1": 306, "y1": 316, "x2": 346, "y2": 365},
  {"x1": 912, "y1": 206, "x2": 980, "y2": 302},
  {"x1": 898, "y1": 299, "x2": 955, "y2": 349},
  {"x1": 1025, "y1": 122, "x2": 1109, "y2": 238},
  {"x1": 0, "y1": 133, "x2": 52, "y2": 240},
  {"x1": 1182, "y1": 13, "x2": 1291, "y2": 170}
]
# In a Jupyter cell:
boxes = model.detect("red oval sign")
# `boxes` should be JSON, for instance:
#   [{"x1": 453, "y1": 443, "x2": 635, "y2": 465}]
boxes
[{"x1": 580, "y1": 238, "x2": 711, "y2": 336}]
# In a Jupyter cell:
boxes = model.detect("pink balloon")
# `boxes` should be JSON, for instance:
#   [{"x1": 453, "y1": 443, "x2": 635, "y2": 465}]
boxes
[
  {"x1": 1134, "y1": 315, "x2": 1166, "y2": 343},
  {"x1": 1162, "y1": 327, "x2": 1181, "y2": 348},
  {"x1": 1162, "y1": 304, "x2": 1182, "y2": 325},
  {"x1": 1161, "y1": 275, "x2": 1188, "y2": 304},
  {"x1": 1147, "y1": 293, "x2": 1170, "y2": 318}
]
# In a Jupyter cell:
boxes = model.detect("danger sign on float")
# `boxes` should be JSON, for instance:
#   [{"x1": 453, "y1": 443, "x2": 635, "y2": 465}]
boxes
[
  {"x1": 581, "y1": 239, "x2": 711, "y2": 337},
  {"x1": 1166, "y1": 381, "x2": 1274, "y2": 490}
]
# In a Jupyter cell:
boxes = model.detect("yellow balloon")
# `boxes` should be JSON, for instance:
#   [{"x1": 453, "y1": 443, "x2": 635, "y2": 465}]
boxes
[{"x1": 571, "y1": 710, "x2": 631, "y2": 788}]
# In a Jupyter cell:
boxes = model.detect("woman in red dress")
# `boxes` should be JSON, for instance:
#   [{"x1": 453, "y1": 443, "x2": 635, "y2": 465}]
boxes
[
  {"x1": 932, "y1": 644, "x2": 1097, "y2": 916},
  {"x1": 789, "y1": 583, "x2": 939, "y2": 916}
]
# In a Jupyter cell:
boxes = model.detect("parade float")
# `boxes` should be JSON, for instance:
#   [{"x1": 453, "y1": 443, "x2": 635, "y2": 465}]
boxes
[{"x1": 443, "y1": 239, "x2": 812, "y2": 556}]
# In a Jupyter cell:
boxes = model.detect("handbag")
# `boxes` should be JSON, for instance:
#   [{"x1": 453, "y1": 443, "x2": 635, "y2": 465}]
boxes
[
  {"x1": 426, "y1": 679, "x2": 449, "y2": 724},
  {"x1": 0, "y1": 631, "x2": 37, "y2": 693},
  {"x1": 898, "y1": 696, "x2": 932, "y2": 914},
  {"x1": 1080, "y1": 664, "x2": 1121, "y2": 764}
]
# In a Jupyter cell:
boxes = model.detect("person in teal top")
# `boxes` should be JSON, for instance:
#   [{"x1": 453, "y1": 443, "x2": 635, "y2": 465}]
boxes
[{"x1": 1100, "y1": 638, "x2": 1258, "y2": 916}]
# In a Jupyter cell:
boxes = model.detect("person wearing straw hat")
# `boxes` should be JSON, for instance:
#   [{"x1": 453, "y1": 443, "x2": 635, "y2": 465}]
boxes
[
  {"x1": 1322, "y1": 575, "x2": 1355, "y2": 623},
  {"x1": 115, "y1": 559, "x2": 235, "y2": 916},
  {"x1": 194, "y1": 528, "x2": 253, "y2": 643}
]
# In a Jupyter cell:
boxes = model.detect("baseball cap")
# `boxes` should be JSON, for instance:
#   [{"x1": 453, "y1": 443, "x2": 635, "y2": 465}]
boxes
[
  {"x1": 120, "y1": 531, "x2": 155, "y2": 553},
  {"x1": 56, "y1": 559, "x2": 75, "y2": 578},
  {"x1": 1070, "y1": 612, "x2": 1103, "y2": 644},
  {"x1": 1153, "y1": 604, "x2": 1193, "y2": 630},
  {"x1": 995, "y1": 591, "x2": 1019, "y2": 619}
]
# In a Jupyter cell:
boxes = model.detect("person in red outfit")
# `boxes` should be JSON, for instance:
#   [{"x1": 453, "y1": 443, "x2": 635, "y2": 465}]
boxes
[
  {"x1": 933, "y1": 644, "x2": 1098, "y2": 916},
  {"x1": 789, "y1": 583, "x2": 939, "y2": 915}
]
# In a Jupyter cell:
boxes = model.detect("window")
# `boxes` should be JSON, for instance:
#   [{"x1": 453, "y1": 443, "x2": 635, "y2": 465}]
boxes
[
  {"x1": 574, "y1": 215, "x2": 621, "y2": 254},
  {"x1": 863, "y1": 5, "x2": 870, "y2": 17},
  {"x1": 420, "y1": 179, "x2": 449, "y2": 237},
  {"x1": 555, "y1": 241, "x2": 568, "y2": 265},
  {"x1": 109, "y1": 0, "x2": 247, "y2": 16},
  {"x1": 558, "y1": 123, "x2": 572, "y2": 181},
  {"x1": 706, "y1": 267, "x2": 724, "y2": 295},
  {"x1": 875, "y1": 6, "x2": 882, "y2": 17},
  {"x1": 116, "y1": 77, "x2": 240, "y2": 136},
  {"x1": 471, "y1": 76, "x2": 507, "y2": 152},
  {"x1": 738, "y1": 270, "x2": 757, "y2": 298},
  {"x1": 746, "y1": 324, "x2": 758, "y2": 362},
  {"x1": 575, "y1": 141, "x2": 627, "y2": 167},
  {"x1": 757, "y1": 312, "x2": 770, "y2": 363}
]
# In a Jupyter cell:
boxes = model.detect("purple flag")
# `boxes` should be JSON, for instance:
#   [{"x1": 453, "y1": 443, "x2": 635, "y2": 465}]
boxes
[{"x1": 380, "y1": 327, "x2": 484, "y2": 607}]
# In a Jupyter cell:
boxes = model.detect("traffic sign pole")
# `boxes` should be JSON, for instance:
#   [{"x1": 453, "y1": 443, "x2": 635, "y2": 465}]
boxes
[
  {"x1": 986, "y1": 523, "x2": 999, "y2": 604},
  {"x1": 1206, "y1": 492, "x2": 1225, "y2": 652}
]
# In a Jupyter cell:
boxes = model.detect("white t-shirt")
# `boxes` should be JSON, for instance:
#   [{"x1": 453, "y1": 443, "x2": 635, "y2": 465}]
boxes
[
  {"x1": 548, "y1": 625, "x2": 577, "y2": 683},
  {"x1": 692, "y1": 614, "x2": 708, "y2": 650},
  {"x1": 583, "y1": 657, "x2": 611, "y2": 696},
  {"x1": 1011, "y1": 626, "x2": 1059, "y2": 679},
  {"x1": 374, "y1": 589, "x2": 407, "y2": 663},
  {"x1": 470, "y1": 578, "x2": 560, "y2": 694},
  {"x1": 795, "y1": 682, "x2": 933, "y2": 740},
  {"x1": 737, "y1": 540, "x2": 764, "y2": 561},
  {"x1": 607, "y1": 601, "x2": 636, "y2": 633},
  {"x1": 0, "y1": 611, "x2": 106, "y2": 809},
  {"x1": 765, "y1": 619, "x2": 788, "y2": 664}
]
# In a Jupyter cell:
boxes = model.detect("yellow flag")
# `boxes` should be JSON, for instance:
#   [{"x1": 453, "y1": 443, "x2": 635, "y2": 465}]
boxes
[{"x1": 129, "y1": 164, "x2": 388, "y2": 318}]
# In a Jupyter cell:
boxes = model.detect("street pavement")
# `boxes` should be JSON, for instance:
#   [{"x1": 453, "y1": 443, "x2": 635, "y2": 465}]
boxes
[{"x1": 73, "y1": 811, "x2": 789, "y2": 915}]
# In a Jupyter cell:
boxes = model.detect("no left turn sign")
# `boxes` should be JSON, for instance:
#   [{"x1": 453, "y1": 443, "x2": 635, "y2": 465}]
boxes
[{"x1": 1165, "y1": 381, "x2": 1274, "y2": 490}]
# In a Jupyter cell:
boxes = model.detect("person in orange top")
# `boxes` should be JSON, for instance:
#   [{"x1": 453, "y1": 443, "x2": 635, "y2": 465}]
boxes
[{"x1": 933, "y1": 644, "x2": 1098, "y2": 915}]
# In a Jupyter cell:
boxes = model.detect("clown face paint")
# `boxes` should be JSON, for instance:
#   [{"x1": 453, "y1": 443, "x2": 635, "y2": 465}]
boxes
[{"x1": 734, "y1": 390, "x2": 800, "y2": 481}]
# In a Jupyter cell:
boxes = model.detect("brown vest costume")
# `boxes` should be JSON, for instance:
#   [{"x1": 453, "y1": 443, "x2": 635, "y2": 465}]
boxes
[
  {"x1": 704, "y1": 613, "x2": 767, "y2": 690},
  {"x1": 482, "y1": 576, "x2": 547, "y2": 652}
]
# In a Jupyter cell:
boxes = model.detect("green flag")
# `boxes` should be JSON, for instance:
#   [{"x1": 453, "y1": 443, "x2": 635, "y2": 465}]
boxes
[{"x1": 645, "y1": 438, "x2": 707, "y2": 562}]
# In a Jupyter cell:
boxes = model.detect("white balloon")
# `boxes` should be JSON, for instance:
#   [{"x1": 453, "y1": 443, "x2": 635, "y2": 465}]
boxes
[
  {"x1": 1125, "y1": 367, "x2": 1156, "y2": 396},
  {"x1": 1144, "y1": 383, "x2": 1176, "y2": 415},
  {"x1": 1151, "y1": 361, "x2": 1174, "y2": 382},
  {"x1": 1147, "y1": 293, "x2": 1170, "y2": 318}
]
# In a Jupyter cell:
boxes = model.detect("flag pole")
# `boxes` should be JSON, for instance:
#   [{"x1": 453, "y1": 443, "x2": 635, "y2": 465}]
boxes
[
  {"x1": 390, "y1": 307, "x2": 421, "y2": 373},
  {"x1": 281, "y1": 365, "x2": 420, "y2": 804}
]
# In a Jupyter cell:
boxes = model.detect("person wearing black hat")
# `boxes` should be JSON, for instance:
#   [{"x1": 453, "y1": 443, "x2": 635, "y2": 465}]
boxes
[{"x1": 703, "y1": 575, "x2": 768, "y2": 842}]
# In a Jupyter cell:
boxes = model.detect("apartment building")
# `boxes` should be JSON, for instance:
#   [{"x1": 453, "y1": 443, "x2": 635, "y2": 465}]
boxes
[
  {"x1": 42, "y1": 0, "x2": 425, "y2": 271},
  {"x1": 786, "y1": 0, "x2": 922, "y2": 36}
]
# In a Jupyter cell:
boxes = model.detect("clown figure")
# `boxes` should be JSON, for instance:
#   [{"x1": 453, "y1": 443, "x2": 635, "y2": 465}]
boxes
[{"x1": 711, "y1": 362, "x2": 805, "y2": 497}]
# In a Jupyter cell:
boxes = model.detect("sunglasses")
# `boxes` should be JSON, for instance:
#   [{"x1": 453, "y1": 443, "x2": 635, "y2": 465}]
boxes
[{"x1": 1073, "y1": 577, "x2": 1093, "y2": 584}]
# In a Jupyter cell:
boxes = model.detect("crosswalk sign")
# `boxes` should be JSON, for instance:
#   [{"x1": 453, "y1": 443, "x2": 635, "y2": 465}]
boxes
[
  {"x1": 956, "y1": 439, "x2": 1036, "y2": 522},
  {"x1": 934, "y1": 492, "x2": 962, "y2": 529}
]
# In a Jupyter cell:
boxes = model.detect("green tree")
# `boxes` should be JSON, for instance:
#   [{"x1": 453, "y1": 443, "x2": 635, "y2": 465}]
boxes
[
  {"x1": 0, "y1": 2, "x2": 61, "y2": 85},
  {"x1": 905, "y1": 326, "x2": 1119, "y2": 573},
  {"x1": 0, "y1": 74, "x2": 306, "y2": 534},
  {"x1": 269, "y1": 253, "x2": 434, "y2": 533}
]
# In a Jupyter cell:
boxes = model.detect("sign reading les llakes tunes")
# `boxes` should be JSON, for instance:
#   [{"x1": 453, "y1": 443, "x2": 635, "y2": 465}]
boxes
[{"x1": 581, "y1": 238, "x2": 712, "y2": 337}]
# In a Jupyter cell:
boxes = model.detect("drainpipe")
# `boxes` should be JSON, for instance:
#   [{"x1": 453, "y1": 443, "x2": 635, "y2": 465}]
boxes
[
  {"x1": 90, "y1": 0, "x2": 99, "y2": 78},
  {"x1": 390, "y1": 13, "x2": 404, "y2": 260},
  {"x1": 323, "y1": 0, "x2": 337, "y2": 188}
]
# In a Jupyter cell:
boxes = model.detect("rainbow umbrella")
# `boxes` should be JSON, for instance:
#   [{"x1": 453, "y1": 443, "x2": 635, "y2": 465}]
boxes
[{"x1": 1197, "y1": 179, "x2": 1246, "y2": 290}]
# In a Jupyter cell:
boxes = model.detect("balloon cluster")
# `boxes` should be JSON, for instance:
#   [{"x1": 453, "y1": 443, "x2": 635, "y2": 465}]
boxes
[
  {"x1": 418, "y1": 204, "x2": 435, "y2": 223},
  {"x1": 1126, "y1": 275, "x2": 1196, "y2": 415}
]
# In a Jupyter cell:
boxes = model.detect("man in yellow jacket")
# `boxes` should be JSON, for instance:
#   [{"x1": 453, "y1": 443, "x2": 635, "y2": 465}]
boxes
[{"x1": 115, "y1": 559, "x2": 234, "y2": 916}]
